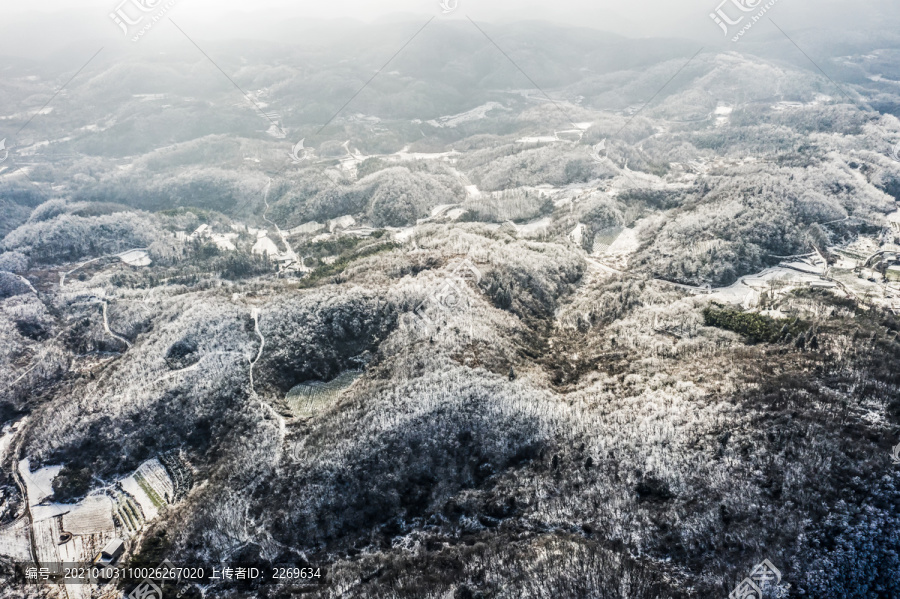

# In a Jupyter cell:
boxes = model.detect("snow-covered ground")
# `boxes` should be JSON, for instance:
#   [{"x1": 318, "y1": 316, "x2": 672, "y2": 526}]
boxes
[
  {"x1": 868, "y1": 74, "x2": 900, "y2": 85},
  {"x1": 19, "y1": 459, "x2": 60, "y2": 506},
  {"x1": 430, "y1": 204, "x2": 460, "y2": 218},
  {"x1": 426, "y1": 102, "x2": 509, "y2": 128},
  {"x1": 598, "y1": 227, "x2": 640, "y2": 270},
  {"x1": 0, "y1": 517, "x2": 31, "y2": 562},
  {"x1": 61, "y1": 495, "x2": 116, "y2": 536},
  {"x1": 516, "y1": 135, "x2": 559, "y2": 143},
  {"x1": 0, "y1": 106, "x2": 53, "y2": 122},
  {"x1": 569, "y1": 223, "x2": 586, "y2": 246},
  {"x1": 772, "y1": 95, "x2": 833, "y2": 111},
  {"x1": 0, "y1": 419, "x2": 24, "y2": 464},
  {"x1": 714, "y1": 104, "x2": 733, "y2": 127},
  {"x1": 13, "y1": 453, "x2": 179, "y2": 580},
  {"x1": 515, "y1": 217, "x2": 552, "y2": 236},
  {"x1": 210, "y1": 233, "x2": 239, "y2": 251},
  {"x1": 287, "y1": 221, "x2": 325, "y2": 236},
  {"x1": 133, "y1": 94, "x2": 166, "y2": 101},
  {"x1": 708, "y1": 267, "x2": 836, "y2": 309},
  {"x1": 392, "y1": 227, "x2": 417, "y2": 243},
  {"x1": 390, "y1": 146, "x2": 461, "y2": 162},
  {"x1": 328, "y1": 215, "x2": 356, "y2": 231},
  {"x1": 252, "y1": 234, "x2": 281, "y2": 257},
  {"x1": 119, "y1": 249, "x2": 151, "y2": 266}
]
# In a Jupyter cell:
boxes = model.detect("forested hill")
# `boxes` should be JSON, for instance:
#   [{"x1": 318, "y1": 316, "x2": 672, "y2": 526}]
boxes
[{"x1": 1, "y1": 17, "x2": 900, "y2": 599}]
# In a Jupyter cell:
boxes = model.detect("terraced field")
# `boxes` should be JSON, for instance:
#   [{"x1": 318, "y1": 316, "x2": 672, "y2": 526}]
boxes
[
  {"x1": 120, "y1": 459, "x2": 175, "y2": 521},
  {"x1": 111, "y1": 491, "x2": 144, "y2": 533}
]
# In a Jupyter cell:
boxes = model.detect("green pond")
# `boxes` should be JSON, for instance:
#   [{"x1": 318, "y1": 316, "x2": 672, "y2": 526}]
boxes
[{"x1": 285, "y1": 371, "x2": 360, "y2": 417}]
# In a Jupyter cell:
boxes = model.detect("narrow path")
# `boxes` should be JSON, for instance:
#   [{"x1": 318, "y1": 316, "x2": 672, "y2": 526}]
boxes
[
  {"x1": 59, "y1": 256, "x2": 104, "y2": 289},
  {"x1": 10, "y1": 324, "x2": 75, "y2": 387},
  {"x1": 59, "y1": 247, "x2": 150, "y2": 289},
  {"x1": 10, "y1": 272, "x2": 38, "y2": 295},
  {"x1": 261, "y1": 180, "x2": 297, "y2": 260},
  {"x1": 101, "y1": 301, "x2": 131, "y2": 349},
  {"x1": 153, "y1": 351, "x2": 245, "y2": 384},
  {"x1": 12, "y1": 299, "x2": 134, "y2": 389},
  {"x1": 245, "y1": 307, "x2": 286, "y2": 457},
  {"x1": 249, "y1": 307, "x2": 264, "y2": 395}
]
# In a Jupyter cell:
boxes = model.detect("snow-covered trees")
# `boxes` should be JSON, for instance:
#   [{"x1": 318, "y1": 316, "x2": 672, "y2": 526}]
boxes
[
  {"x1": 631, "y1": 163, "x2": 895, "y2": 286},
  {"x1": 269, "y1": 165, "x2": 465, "y2": 228},
  {"x1": 465, "y1": 145, "x2": 617, "y2": 191},
  {"x1": 2, "y1": 209, "x2": 166, "y2": 265}
]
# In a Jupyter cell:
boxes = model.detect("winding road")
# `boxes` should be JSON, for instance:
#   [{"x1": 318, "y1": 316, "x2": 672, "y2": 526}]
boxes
[{"x1": 6, "y1": 430, "x2": 37, "y2": 565}]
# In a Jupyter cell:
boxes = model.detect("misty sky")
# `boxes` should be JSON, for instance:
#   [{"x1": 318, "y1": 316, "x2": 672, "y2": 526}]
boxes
[
  {"x1": 1, "y1": 0, "x2": 888, "y2": 33},
  {"x1": 0, "y1": 0, "x2": 897, "y2": 59},
  {"x1": 0, "y1": 0, "x2": 859, "y2": 22}
]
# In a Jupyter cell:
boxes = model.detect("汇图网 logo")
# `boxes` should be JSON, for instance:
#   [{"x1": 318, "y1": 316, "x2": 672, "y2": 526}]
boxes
[
  {"x1": 728, "y1": 559, "x2": 787, "y2": 599},
  {"x1": 710, "y1": 0, "x2": 761, "y2": 35},
  {"x1": 290, "y1": 139, "x2": 308, "y2": 163},
  {"x1": 710, "y1": 0, "x2": 779, "y2": 42},
  {"x1": 109, "y1": 0, "x2": 179, "y2": 42}
]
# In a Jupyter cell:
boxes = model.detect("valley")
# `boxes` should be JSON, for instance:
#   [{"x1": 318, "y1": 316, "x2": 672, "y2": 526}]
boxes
[{"x1": 1, "y1": 11, "x2": 900, "y2": 599}]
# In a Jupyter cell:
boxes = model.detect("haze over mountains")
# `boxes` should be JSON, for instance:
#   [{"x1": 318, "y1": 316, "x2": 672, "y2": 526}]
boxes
[
  {"x1": 3, "y1": 0, "x2": 900, "y2": 58},
  {"x1": 1, "y1": 2, "x2": 900, "y2": 598}
]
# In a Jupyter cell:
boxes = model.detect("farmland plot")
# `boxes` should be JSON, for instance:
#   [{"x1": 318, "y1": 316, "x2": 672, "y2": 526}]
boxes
[
  {"x1": 32, "y1": 513, "x2": 101, "y2": 599},
  {"x1": 120, "y1": 458, "x2": 175, "y2": 521},
  {"x1": 591, "y1": 226, "x2": 624, "y2": 257},
  {"x1": 31, "y1": 496, "x2": 116, "y2": 567},
  {"x1": 62, "y1": 495, "x2": 115, "y2": 536},
  {"x1": 32, "y1": 515, "x2": 63, "y2": 565},
  {"x1": 111, "y1": 491, "x2": 144, "y2": 533},
  {"x1": 0, "y1": 517, "x2": 31, "y2": 561}
]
